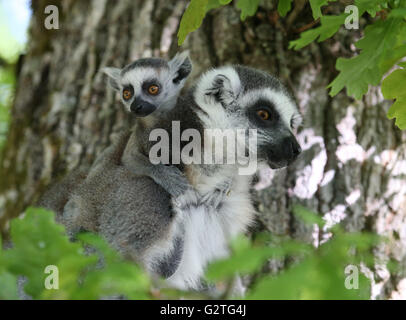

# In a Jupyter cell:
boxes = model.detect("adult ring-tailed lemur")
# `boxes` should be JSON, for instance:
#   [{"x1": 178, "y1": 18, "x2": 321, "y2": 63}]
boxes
[{"x1": 40, "y1": 60, "x2": 302, "y2": 292}]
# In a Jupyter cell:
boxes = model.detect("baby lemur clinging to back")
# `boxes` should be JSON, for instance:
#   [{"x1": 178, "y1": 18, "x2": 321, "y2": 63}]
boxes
[
  {"x1": 103, "y1": 52, "x2": 193, "y2": 198},
  {"x1": 40, "y1": 52, "x2": 193, "y2": 216}
]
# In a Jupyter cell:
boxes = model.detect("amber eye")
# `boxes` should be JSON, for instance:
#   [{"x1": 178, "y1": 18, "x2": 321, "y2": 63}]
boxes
[
  {"x1": 148, "y1": 85, "x2": 159, "y2": 95},
  {"x1": 123, "y1": 89, "x2": 132, "y2": 100},
  {"x1": 257, "y1": 110, "x2": 270, "y2": 120}
]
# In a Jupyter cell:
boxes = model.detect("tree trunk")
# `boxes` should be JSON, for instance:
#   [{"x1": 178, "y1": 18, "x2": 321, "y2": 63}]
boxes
[{"x1": 0, "y1": 0, "x2": 405, "y2": 299}]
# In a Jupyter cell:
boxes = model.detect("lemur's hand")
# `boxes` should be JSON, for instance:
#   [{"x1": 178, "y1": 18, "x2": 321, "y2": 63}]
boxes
[
  {"x1": 172, "y1": 187, "x2": 201, "y2": 210},
  {"x1": 199, "y1": 179, "x2": 232, "y2": 209},
  {"x1": 151, "y1": 164, "x2": 191, "y2": 198}
]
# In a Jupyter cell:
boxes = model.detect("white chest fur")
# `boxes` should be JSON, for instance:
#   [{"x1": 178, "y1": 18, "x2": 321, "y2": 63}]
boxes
[{"x1": 167, "y1": 168, "x2": 255, "y2": 290}]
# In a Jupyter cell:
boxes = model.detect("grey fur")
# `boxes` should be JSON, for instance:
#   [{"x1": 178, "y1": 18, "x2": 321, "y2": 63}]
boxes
[
  {"x1": 39, "y1": 65, "x2": 302, "y2": 290},
  {"x1": 121, "y1": 58, "x2": 168, "y2": 74},
  {"x1": 102, "y1": 52, "x2": 193, "y2": 197},
  {"x1": 103, "y1": 51, "x2": 192, "y2": 115}
]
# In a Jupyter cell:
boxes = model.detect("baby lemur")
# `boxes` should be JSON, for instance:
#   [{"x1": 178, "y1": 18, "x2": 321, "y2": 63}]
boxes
[
  {"x1": 43, "y1": 64, "x2": 302, "y2": 291},
  {"x1": 40, "y1": 52, "x2": 193, "y2": 231},
  {"x1": 104, "y1": 52, "x2": 193, "y2": 198}
]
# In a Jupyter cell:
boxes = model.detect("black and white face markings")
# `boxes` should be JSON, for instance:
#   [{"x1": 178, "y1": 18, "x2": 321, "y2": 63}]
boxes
[
  {"x1": 234, "y1": 66, "x2": 302, "y2": 168},
  {"x1": 103, "y1": 52, "x2": 192, "y2": 117},
  {"x1": 194, "y1": 65, "x2": 302, "y2": 169},
  {"x1": 243, "y1": 92, "x2": 302, "y2": 168}
]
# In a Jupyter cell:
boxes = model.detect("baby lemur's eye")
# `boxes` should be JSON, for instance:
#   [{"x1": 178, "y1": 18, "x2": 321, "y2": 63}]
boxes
[
  {"x1": 257, "y1": 110, "x2": 270, "y2": 121},
  {"x1": 148, "y1": 85, "x2": 159, "y2": 95},
  {"x1": 123, "y1": 89, "x2": 132, "y2": 101}
]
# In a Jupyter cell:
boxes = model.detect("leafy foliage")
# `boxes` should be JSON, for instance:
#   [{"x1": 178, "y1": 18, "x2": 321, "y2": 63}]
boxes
[
  {"x1": 207, "y1": 206, "x2": 380, "y2": 300},
  {"x1": 246, "y1": 232, "x2": 375, "y2": 300},
  {"x1": 0, "y1": 208, "x2": 150, "y2": 299},
  {"x1": 293, "y1": 0, "x2": 406, "y2": 126},
  {"x1": 328, "y1": 18, "x2": 405, "y2": 99},
  {"x1": 0, "y1": 207, "x2": 382, "y2": 300},
  {"x1": 289, "y1": 14, "x2": 348, "y2": 50}
]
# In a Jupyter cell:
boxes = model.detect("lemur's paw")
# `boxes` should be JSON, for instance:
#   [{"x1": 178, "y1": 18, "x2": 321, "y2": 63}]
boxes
[
  {"x1": 158, "y1": 165, "x2": 191, "y2": 198},
  {"x1": 172, "y1": 188, "x2": 200, "y2": 210},
  {"x1": 200, "y1": 179, "x2": 232, "y2": 209},
  {"x1": 150, "y1": 164, "x2": 189, "y2": 198}
]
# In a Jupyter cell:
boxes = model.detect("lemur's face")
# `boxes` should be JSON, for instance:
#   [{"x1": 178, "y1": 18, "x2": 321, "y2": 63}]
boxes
[
  {"x1": 195, "y1": 66, "x2": 302, "y2": 169},
  {"x1": 104, "y1": 53, "x2": 191, "y2": 117}
]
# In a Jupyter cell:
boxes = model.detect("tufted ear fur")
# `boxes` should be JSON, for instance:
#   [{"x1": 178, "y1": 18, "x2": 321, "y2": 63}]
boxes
[
  {"x1": 103, "y1": 67, "x2": 121, "y2": 91},
  {"x1": 205, "y1": 74, "x2": 238, "y2": 107},
  {"x1": 168, "y1": 51, "x2": 192, "y2": 84}
]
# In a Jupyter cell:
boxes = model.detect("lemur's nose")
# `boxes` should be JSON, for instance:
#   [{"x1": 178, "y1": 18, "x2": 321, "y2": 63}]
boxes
[
  {"x1": 130, "y1": 99, "x2": 157, "y2": 117},
  {"x1": 130, "y1": 103, "x2": 140, "y2": 113},
  {"x1": 282, "y1": 136, "x2": 301, "y2": 162},
  {"x1": 130, "y1": 100, "x2": 141, "y2": 113},
  {"x1": 291, "y1": 139, "x2": 302, "y2": 157}
]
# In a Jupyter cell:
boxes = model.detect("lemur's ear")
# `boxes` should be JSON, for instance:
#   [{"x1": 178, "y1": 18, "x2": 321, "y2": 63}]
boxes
[
  {"x1": 205, "y1": 74, "x2": 239, "y2": 106},
  {"x1": 169, "y1": 51, "x2": 192, "y2": 84},
  {"x1": 103, "y1": 67, "x2": 121, "y2": 91}
]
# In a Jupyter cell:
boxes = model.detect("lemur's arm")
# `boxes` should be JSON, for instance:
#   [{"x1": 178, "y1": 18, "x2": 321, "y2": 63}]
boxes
[{"x1": 121, "y1": 132, "x2": 191, "y2": 198}]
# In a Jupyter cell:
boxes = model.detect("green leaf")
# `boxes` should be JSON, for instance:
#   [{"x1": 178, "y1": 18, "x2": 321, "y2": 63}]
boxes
[
  {"x1": 206, "y1": 246, "x2": 272, "y2": 280},
  {"x1": 293, "y1": 205, "x2": 325, "y2": 227},
  {"x1": 236, "y1": 0, "x2": 261, "y2": 21},
  {"x1": 379, "y1": 45, "x2": 406, "y2": 75},
  {"x1": 206, "y1": 0, "x2": 232, "y2": 11},
  {"x1": 355, "y1": 0, "x2": 388, "y2": 17},
  {"x1": 206, "y1": 235, "x2": 310, "y2": 281},
  {"x1": 389, "y1": 8, "x2": 406, "y2": 18},
  {"x1": 0, "y1": 272, "x2": 19, "y2": 299},
  {"x1": 0, "y1": 207, "x2": 150, "y2": 299},
  {"x1": 289, "y1": 14, "x2": 347, "y2": 50},
  {"x1": 382, "y1": 68, "x2": 406, "y2": 129},
  {"x1": 247, "y1": 232, "x2": 377, "y2": 300},
  {"x1": 328, "y1": 18, "x2": 404, "y2": 99},
  {"x1": 3, "y1": 208, "x2": 94, "y2": 298},
  {"x1": 309, "y1": 0, "x2": 331, "y2": 19},
  {"x1": 178, "y1": 0, "x2": 209, "y2": 45},
  {"x1": 290, "y1": 0, "x2": 393, "y2": 50},
  {"x1": 277, "y1": 0, "x2": 293, "y2": 17}
]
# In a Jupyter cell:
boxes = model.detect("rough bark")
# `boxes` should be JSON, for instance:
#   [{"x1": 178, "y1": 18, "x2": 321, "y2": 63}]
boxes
[{"x1": 0, "y1": 0, "x2": 405, "y2": 299}]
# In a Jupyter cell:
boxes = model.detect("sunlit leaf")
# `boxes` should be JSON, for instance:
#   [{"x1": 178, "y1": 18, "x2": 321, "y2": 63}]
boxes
[
  {"x1": 289, "y1": 14, "x2": 347, "y2": 50},
  {"x1": 309, "y1": 0, "x2": 331, "y2": 19},
  {"x1": 382, "y1": 68, "x2": 406, "y2": 129},
  {"x1": 236, "y1": 0, "x2": 261, "y2": 21},
  {"x1": 278, "y1": 0, "x2": 293, "y2": 17},
  {"x1": 328, "y1": 18, "x2": 404, "y2": 99},
  {"x1": 178, "y1": 0, "x2": 209, "y2": 45}
]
